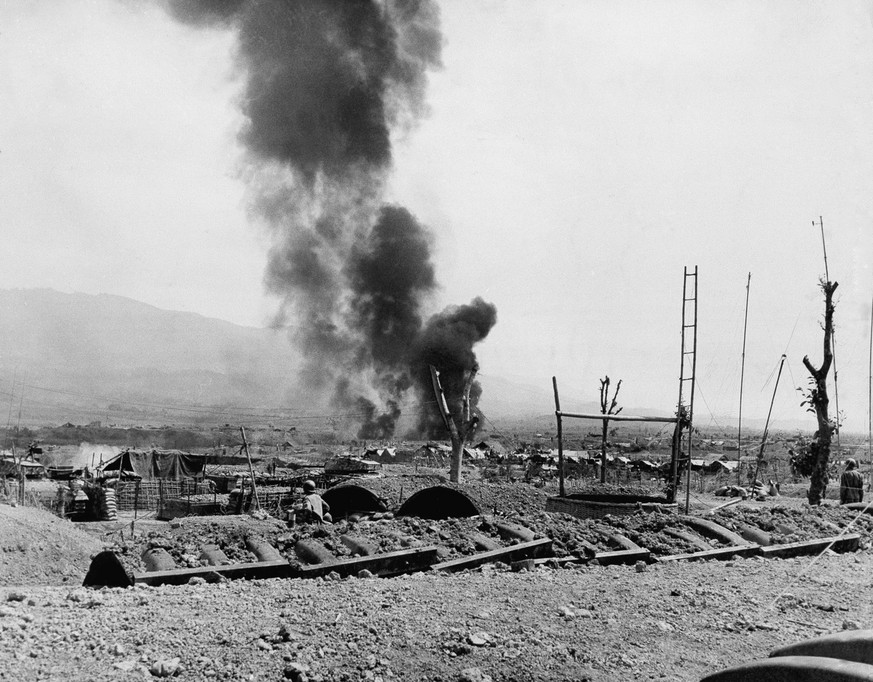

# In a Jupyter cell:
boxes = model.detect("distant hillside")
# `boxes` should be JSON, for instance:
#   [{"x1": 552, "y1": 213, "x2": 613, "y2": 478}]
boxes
[
  {"x1": 0, "y1": 289, "x2": 302, "y2": 423},
  {"x1": 0, "y1": 289, "x2": 820, "y2": 435},
  {"x1": 476, "y1": 373, "x2": 674, "y2": 421}
]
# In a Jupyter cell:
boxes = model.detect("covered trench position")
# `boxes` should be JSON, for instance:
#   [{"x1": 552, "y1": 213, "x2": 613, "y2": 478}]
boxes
[{"x1": 322, "y1": 484, "x2": 481, "y2": 521}]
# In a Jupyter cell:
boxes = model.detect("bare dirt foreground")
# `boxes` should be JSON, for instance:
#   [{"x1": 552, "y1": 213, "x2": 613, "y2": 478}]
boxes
[{"x1": 2, "y1": 503, "x2": 873, "y2": 682}]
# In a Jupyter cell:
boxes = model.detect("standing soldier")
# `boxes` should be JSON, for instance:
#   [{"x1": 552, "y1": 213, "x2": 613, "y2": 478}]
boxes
[{"x1": 839, "y1": 459, "x2": 864, "y2": 505}]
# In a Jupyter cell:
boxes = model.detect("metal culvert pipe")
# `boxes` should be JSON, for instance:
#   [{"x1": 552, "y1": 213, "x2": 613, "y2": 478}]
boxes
[
  {"x1": 199, "y1": 544, "x2": 232, "y2": 566},
  {"x1": 244, "y1": 537, "x2": 283, "y2": 562},
  {"x1": 340, "y1": 535, "x2": 377, "y2": 557},
  {"x1": 294, "y1": 539, "x2": 335, "y2": 565},
  {"x1": 468, "y1": 533, "x2": 501, "y2": 552},
  {"x1": 141, "y1": 548, "x2": 176, "y2": 572},
  {"x1": 733, "y1": 522, "x2": 771, "y2": 546},
  {"x1": 663, "y1": 527, "x2": 711, "y2": 552},
  {"x1": 495, "y1": 521, "x2": 535, "y2": 543}
]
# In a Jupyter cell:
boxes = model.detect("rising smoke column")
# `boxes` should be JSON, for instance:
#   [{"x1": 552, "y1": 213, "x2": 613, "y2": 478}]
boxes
[
  {"x1": 411, "y1": 297, "x2": 498, "y2": 438},
  {"x1": 165, "y1": 0, "x2": 494, "y2": 438}
]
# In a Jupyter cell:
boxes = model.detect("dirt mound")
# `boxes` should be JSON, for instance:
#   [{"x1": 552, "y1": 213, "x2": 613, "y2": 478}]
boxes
[
  {"x1": 714, "y1": 503, "x2": 873, "y2": 544},
  {"x1": 105, "y1": 514, "x2": 287, "y2": 575},
  {"x1": 107, "y1": 512, "x2": 515, "y2": 573},
  {"x1": 0, "y1": 503, "x2": 103, "y2": 586},
  {"x1": 334, "y1": 474, "x2": 446, "y2": 507},
  {"x1": 338, "y1": 476, "x2": 551, "y2": 516}
]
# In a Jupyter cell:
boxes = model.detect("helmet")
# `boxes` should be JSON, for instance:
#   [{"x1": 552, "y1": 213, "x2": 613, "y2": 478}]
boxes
[
  {"x1": 302, "y1": 480, "x2": 316, "y2": 493},
  {"x1": 846, "y1": 459, "x2": 858, "y2": 470}
]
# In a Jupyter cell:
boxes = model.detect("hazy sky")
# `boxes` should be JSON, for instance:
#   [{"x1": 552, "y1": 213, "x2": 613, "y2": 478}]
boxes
[{"x1": 1, "y1": 1, "x2": 872, "y2": 432}]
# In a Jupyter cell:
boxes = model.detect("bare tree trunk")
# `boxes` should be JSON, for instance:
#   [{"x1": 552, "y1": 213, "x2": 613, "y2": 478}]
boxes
[
  {"x1": 804, "y1": 280, "x2": 838, "y2": 506},
  {"x1": 598, "y1": 377, "x2": 622, "y2": 485},
  {"x1": 447, "y1": 413, "x2": 463, "y2": 483},
  {"x1": 448, "y1": 366, "x2": 479, "y2": 483}
]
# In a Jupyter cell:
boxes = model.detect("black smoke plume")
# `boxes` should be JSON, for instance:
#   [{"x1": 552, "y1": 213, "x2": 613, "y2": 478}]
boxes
[
  {"x1": 411, "y1": 298, "x2": 498, "y2": 438},
  {"x1": 165, "y1": 0, "x2": 494, "y2": 439}
]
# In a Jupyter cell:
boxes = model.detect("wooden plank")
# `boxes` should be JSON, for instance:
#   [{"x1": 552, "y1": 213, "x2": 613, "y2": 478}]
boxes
[
  {"x1": 431, "y1": 538, "x2": 553, "y2": 573},
  {"x1": 760, "y1": 534, "x2": 860, "y2": 559},
  {"x1": 296, "y1": 546, "x2": 439, "y2": 579},
  {"x1": 771, "y1": 630, "x2": 873, "y2": 666},
  {"x1": 533, "y1": 548, "x2": 651, "y2": 567},
  {"x1": 134, "y1": 559, "x2": 293, "y2": 586},
  {"x1": 593, "y1": 548, "x2": 650, "y2": 565},
  {"x1": 556, "y1": 411, "x2": 677, "y2": 424},
  {"x1": 533, "y1": 556, "x2": 582, "y2": 567},
  {"x1": 843, "y1": 503, "x2": 873, "y2": 515},
  {"x1": 701, "y1": 655, "x2": 873, "y2": 682},
  {"x1": 704, "y1": 497, "x2": 742, "y2": 515},
  {"x1": 656, "y1": 544, "x2": 760, "y2": 563}
]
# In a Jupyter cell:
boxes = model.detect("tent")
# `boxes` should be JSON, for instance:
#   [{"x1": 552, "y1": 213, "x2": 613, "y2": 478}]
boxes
[
  {"x1": 463, "y1": 447, "x2": 486, "y2": 460},
  {"x1": 707, "y1": 460, "x2": 739, "y2": 474},
  {"x1": 363, "y1": 447, "x2": 397, "y2": 460},
  {"x1": 98, "y1": 449, "x2": 207, "y2": 480},
  {"x1": 413, "y1": 443, "x2": 452, "y2": 466}
]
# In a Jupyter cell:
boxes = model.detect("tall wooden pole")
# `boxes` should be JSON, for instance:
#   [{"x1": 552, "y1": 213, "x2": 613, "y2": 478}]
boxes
[
  {"x1": 239, "y1": 426, "x2": 260, "y2": 511},
  {"x1": 868, "y1": 296, "x2": 872, "y2": 466},
  {"x1": 4, "y1": 370, "x2": 16, "y2": 452},
  {"x1": 751, "y1": 354, "x2": 787, "y2": 488},
  {"x1": 817, "y1": 216, "x2": 830, "y2": 282},
  {"x1": 737, "y1": 273, "x2": 751, "y2": 485},
  {"x1": 552, "y1": 377, "x2": 565, "y2": 497}
]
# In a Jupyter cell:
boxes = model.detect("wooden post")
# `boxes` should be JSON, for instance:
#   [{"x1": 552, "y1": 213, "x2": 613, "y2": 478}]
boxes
[
  {"x1": 685, "y1": 423, "x2": 693, "y2": 514},
  {"x1": 751, "y1": 354, "x2": 787, "y2": 489},
  {"x1": 668, "y1": 420, "x2": 681, "y2": 504},
  {"x1": 737, "y1": 272, "x2": 751, "y2": 486},
  {"x1": 552, "y1": 377, "x2": 565, "y2": 497},
  {"x1": 132, "y1": 480, "x2": 140, "y2": 536},
  {"x1": 600, "y1": 417, "x2": 609, "y2": 484},
  {"x1": 240, "y1": 427, "x2": 260, "y2": 511}
]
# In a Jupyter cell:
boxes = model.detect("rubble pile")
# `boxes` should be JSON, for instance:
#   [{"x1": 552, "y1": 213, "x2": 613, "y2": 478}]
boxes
[
  {"x1": 68, "y1": 475, "x2": 873, "y2": 580},
  {"x1": 714, "y1": 504, "x2": 873, "y2": 544}
]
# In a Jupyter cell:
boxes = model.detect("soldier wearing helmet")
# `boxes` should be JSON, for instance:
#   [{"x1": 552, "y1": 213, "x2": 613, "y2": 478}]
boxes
[{"x1": 301, "y1": 479, "x2": 332, "y2": 523}]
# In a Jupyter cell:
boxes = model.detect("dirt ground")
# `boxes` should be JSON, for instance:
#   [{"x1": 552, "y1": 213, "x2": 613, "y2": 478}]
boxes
[
  {"x1": 0, "y1": 504, "x2": 103, "y2": 585},
  {"x1": 2, "y1": 482, "x2": 873, "y2": 681}
]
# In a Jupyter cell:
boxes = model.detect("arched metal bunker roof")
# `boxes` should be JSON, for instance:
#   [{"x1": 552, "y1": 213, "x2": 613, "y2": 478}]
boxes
[
  {"x1": 396, "y1": 485, "x2": 480, "y2": 520},
  {"x1": 321, "y1": 485, "x2": 387, "y2": 519}
]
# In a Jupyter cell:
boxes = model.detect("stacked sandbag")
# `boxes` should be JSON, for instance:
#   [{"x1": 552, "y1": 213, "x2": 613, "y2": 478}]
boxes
[{"x1": 99, "y1": 487, "x2": 118, "y2": 521}]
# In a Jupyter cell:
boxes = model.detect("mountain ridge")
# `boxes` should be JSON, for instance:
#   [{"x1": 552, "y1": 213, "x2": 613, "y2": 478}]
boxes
[{"x1": 0, "y1": 288, "x2": 821, "y2": 434}]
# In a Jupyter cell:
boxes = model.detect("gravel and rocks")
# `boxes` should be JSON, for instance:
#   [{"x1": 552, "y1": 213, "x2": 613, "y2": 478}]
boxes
[
  {"x1": 713, "y1": 503, "x2": 873, "y2": 544},
  {"x1": 3, "y1": 549, "x2": 873, "y2": 681},
  {"x1": 5, "y1": 481, "x2": 873, "y2": 680}
]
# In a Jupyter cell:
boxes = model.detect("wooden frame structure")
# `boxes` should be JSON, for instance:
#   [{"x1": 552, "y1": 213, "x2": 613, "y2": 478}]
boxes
[{"x1": 552, "y1": 267, "x2": 698, "y2": 509}]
